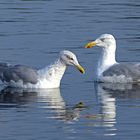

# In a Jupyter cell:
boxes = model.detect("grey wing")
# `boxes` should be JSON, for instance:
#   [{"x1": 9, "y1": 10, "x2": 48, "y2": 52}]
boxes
[
  {"x1": 103, "y1": 63, "x2": 140, "y2": 81},
  {"x1": 1, "y1": 65, "x2": 38, "y2": 84},
  {"x1": 0, "y1": 63, "x2": 10, "y2": 79}
]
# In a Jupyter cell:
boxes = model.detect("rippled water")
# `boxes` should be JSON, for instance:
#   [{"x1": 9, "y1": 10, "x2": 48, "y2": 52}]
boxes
[{"x1": 0, "y1": 0, "x2": 140, "y2": 140}]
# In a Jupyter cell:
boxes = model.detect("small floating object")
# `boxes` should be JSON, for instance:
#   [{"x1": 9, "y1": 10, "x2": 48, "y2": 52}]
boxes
[{"x1": 74, "y1": 102, "x2": 87, "y2": 108}]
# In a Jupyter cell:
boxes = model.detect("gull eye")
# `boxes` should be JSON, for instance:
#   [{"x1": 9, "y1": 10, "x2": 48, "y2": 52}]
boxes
[
  {"x1": 66, "y1": 55, "x2": 73, "y2": 60},
  {"x1": 100, "y1": 38, "x2": 105, "y2": 42},
  {"x1": 70, "y1": 57, "x2": 74, "y2": 60}
]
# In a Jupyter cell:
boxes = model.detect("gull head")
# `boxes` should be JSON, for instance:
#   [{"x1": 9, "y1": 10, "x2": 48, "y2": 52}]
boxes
[
  {"x1": 85, "y1": 34, "x2": 116, "y2": 49},
  {"x1": 59, "y1": 50, "x2": 85, "y2": 74}
]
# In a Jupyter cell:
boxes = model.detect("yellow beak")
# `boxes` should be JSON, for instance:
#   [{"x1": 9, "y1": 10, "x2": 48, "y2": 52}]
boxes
[
  {"x1": 85, "y1": 41, "x2": 96, "y2": 48},
  {"x1": 75, "y1": 64, "x2": 85, "y2": 74}
]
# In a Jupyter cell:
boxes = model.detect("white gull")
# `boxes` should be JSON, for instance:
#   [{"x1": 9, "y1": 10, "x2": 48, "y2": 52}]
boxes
[
  {"x1": 85, "y1": 34, "x2": 140, "y2": 83},
  {"x1": 0, "y1": 50, "x2": 85, "y2": 88}
]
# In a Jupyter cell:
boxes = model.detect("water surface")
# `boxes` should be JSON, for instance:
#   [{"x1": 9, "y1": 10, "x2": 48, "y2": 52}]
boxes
[{"x1": 0, "y1": 0, "x2": 140, "y2": 140}]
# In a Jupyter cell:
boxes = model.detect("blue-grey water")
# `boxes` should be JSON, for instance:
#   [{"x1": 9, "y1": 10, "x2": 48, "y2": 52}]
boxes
[{"x1": 0, "y1": 0, "x2": 140, "y2": 140}]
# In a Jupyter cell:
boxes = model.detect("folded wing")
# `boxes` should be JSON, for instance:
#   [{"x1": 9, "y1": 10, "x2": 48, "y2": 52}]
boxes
[
  {"x1": 0, "y1": 63, "x2": 38, "y2": 84},
  {"x1": 103, "y1": 63, "x2": 140, "y2": 82}
]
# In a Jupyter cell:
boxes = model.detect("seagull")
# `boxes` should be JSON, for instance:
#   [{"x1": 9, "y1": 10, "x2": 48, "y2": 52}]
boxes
[
  {"x1": 85, "y1": 34, "x2": 140, "y2": 83},
  {"x1": 0, "y1": 50, "x2": 85, "y2": 88}
]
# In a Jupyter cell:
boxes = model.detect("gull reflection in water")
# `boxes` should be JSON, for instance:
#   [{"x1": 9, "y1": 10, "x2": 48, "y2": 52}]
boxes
[
  {"x1": 0, "y1": 87, "x2": 82, "y2": 122},
  {"x1": 94, "y1": 82, "x2": 140, "y2": 136}
]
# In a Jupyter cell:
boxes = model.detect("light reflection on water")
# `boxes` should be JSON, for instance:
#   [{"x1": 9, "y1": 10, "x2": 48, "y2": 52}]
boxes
[
  {"x1": 0, "y1": 83, "x2": 140, "y2": 139},
  {"x1": 0, "y1": 0, "x2": 140, "y2": 139},
  {"x1": 94, "y1": 83, "x2": 140, "y2": 138},
  {"x1": 0, "y1": 88, "x2": 83, "y2": 122}
]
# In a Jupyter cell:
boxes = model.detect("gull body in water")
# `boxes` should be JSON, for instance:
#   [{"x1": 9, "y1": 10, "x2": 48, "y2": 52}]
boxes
[
  {"x1": 0, "y1": 50, "x2": 85, "y2": 88},
  {"x1": 85, "y1": 34, "x2": 140, "y2": 83}
]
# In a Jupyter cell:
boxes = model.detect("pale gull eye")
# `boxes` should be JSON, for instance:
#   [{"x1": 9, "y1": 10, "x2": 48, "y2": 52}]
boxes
[{"x1": 100, "y1": 38, "x2": 105, "y2": 42}]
